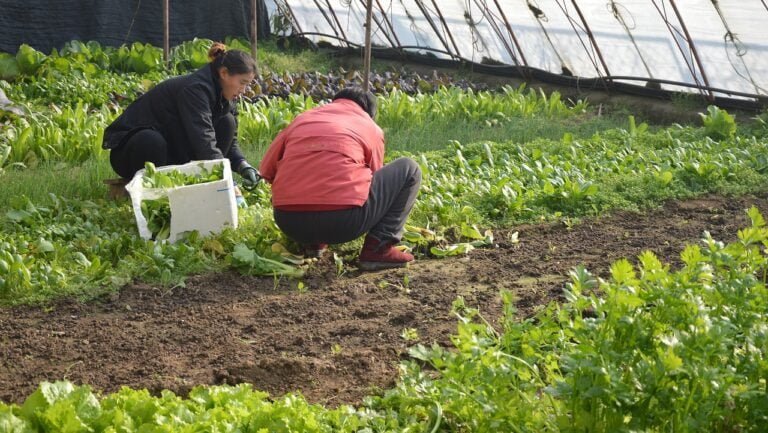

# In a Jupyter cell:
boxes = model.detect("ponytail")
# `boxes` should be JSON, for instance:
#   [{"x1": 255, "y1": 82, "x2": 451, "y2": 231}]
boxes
[
  {"x1": 208, "y1": 42, "x2": 256, "y2": 75},
  {"x1": 207, "y1": 42, "x2": 227, "y2": 61}
]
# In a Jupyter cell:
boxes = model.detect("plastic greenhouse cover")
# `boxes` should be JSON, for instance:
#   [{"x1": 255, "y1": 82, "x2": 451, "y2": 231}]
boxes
[{"x1": 265, "y1": 0, "x2": 768, "y2": 99}]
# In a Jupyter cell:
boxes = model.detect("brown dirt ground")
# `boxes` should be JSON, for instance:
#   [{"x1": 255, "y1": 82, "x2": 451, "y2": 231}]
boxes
[{"x1": 1, "y1": 194, "x2": 767, "y2": 406}]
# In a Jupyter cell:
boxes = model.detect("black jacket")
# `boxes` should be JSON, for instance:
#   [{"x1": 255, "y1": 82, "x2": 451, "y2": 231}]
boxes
[{"x1": 103, "y1": 64, "x2": 246, "y2": 169}]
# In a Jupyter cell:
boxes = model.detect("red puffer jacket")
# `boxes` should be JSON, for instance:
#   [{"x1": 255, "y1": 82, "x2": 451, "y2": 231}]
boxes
[{"x1": 259, "y1": 99, "x2": 384, "y2": 210}]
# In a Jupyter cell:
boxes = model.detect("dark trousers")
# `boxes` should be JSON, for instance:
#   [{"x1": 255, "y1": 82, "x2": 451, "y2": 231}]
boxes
[
  {"x1": 109, "y1": 114, "x2": 236, "y2": 179},
  {"x1": 274, "y1": 157, "x2": 422, "y2": 245}
]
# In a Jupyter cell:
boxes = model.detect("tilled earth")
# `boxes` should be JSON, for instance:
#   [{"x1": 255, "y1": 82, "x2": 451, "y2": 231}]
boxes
[{"x1": 1, "y1": 195, "x2": 765, "y2": 405}]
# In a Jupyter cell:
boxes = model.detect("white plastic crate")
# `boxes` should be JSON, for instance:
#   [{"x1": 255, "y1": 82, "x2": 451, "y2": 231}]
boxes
[{"x1": 125, "y1": 158, "x2": 238, "y2": 243}]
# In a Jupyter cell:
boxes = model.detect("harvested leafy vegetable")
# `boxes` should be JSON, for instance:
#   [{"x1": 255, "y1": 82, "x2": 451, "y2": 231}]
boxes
[
  {"x1": 230, "y1": 243, "x2": 304, "y2": 278},
  {"x1": 140, "y1": 196, "x2": 172, "y2": 241},
  {"x1": 141, "y1": 161, "x2": 224, "y2": 188}
]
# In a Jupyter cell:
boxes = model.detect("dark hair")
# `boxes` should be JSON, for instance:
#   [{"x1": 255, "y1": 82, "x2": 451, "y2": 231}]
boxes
[
  {"x1": 208, "y1": 42, "x2": 256, "y2": 75},
  {"x1": 332, "y1": 87, "x2": 377, "y2": 119}
]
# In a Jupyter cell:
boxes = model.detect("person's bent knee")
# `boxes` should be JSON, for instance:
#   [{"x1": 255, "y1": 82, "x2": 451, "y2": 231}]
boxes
[
  {"x1": 214, "y1": 113, "x2": 237, "y2": 155},
  {"x1": 393, "y1": 157, "x2": 421, "y2": 185},
  {"x1": 410, "y1": 158, "x2": 422, "y2": 183},
  {"x1": 215, "y1": 113, "x2": 237, "y2": 131},
  {"x1": 130, "y1": 129, "x2": 166, "y2": 149},
  {"x1": 111, "y1": 129, "x2": 168, "y2": 178},
  {"x1": 129, "y1": 130, "x2": 168, "y2": 164}
]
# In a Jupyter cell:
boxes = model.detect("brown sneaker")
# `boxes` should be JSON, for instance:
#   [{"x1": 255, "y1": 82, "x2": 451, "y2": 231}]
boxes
[
  {"x1": 358, "y1": 236, "x2": 414, "y2": 271},
  {"x1": 302, "y1": 243, "x2": 328, "y2": 259}
]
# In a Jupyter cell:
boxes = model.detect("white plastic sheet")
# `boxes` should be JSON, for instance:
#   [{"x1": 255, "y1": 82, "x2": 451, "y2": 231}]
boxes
[{"x1": 267, "y1": 0, "x2": 768, "y2": 98}]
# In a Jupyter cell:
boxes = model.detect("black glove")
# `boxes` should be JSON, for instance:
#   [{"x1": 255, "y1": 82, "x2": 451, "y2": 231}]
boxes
[{"x1": 239, "y1": 165, "x2": 261, "y2": 191}]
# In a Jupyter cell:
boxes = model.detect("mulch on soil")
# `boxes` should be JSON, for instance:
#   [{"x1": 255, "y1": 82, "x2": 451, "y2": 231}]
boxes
[{"x1": 1, "y1": 195, "x2": 765, "y2": 405}]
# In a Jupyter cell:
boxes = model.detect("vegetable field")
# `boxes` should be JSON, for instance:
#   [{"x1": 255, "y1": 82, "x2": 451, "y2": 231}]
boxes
[{"x1": 2, "y1": 39, "x2": 768, "y2": 432}]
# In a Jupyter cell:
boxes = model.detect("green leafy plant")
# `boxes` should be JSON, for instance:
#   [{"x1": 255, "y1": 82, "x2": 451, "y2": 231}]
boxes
[
  {"x1": 700, "y1": 105, "x2": 736, "y2": 140},
  {"x1": 170, "y1": 38, "x2": 214, "y2": 72},
  {"x1": 0, "y1": 53, "x2": 20, "y2": 80},
  {"x1": 400, "y1": 328, "x2": 419, "y2": 342},
  {"x1": 109, "y1": 41, "x2": 163, "y2": 74},
  {"x1": 377, "y1": 208, "x2": 768, "y2": 432},
  {"x1": 1, "y1": 101, "x2": 116, "y2": 168},
  {"x1": 15, "y1": 44, "x2": 45, "y2": 75},
  {"x1": 1, "y1": 380, "x2": 431, "y2": 432}
]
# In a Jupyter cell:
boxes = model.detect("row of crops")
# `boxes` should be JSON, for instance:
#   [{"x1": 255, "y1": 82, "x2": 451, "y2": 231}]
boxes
[
  {"x1": 2, "y1": 39, "x2": 768, "y2": 431},
  {"x1": 1, "y1": 85, "x2": 584, "y2": 170},
  {"x1": 3, "y1": 211, "x2": 768, "y2": 431},
  {"x1": 3, "y1": 106, "x2": 766, "y2": 302}
]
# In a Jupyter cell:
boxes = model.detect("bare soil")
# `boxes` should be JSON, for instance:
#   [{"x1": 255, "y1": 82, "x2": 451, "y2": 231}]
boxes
[{"x1": 1, "y1": 195, "x2": 766, "y2": 406}]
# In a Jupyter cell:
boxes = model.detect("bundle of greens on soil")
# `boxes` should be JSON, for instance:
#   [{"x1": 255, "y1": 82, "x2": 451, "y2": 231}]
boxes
[{"x1": 139, "y1": 162, "x2": 224, "y2": 240}]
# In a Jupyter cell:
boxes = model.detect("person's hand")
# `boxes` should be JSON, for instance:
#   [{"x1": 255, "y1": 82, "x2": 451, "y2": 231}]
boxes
[
  {"x1": 239, "y1": 165, "x2": 261, "y2": 191},
  {"x1": 234, "y1": 185, "x2": 248, "y2": 208}
]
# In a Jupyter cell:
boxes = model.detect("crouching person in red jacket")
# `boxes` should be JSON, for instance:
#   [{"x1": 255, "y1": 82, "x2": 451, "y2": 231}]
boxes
[{"x1": 259, "y1": 87, "x2": 421, "y2": 270}]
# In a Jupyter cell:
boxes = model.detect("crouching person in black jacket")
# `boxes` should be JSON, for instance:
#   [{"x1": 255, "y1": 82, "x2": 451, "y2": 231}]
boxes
[{"x1": 103, "y1": 42, "x2": 260, "y2": 189}]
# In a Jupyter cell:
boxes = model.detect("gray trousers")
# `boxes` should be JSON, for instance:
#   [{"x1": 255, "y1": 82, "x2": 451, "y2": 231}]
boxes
[{"x1": 274, "y1": 157, "x2": 422, "y2": 245}]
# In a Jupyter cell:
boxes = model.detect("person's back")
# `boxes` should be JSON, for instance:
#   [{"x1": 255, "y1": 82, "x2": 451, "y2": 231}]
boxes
[
  {"x1": 263, "y1": 99, "x2": 384, "y2": 210},
  {"x1": 104, "y1": 72, "x2": 203, "y2": 149}
]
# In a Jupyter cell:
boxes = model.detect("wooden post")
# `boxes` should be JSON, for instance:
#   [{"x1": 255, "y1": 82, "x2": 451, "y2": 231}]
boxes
[
  {"x1": 363, "y1": 0, "x2": 373, "y2": 92},
  {"x1": 251, "y1": 0, "x2": 259, "y2": 74},
  {"x1": 163, "y1": 0, "x2": 170, "y2": 67}
]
